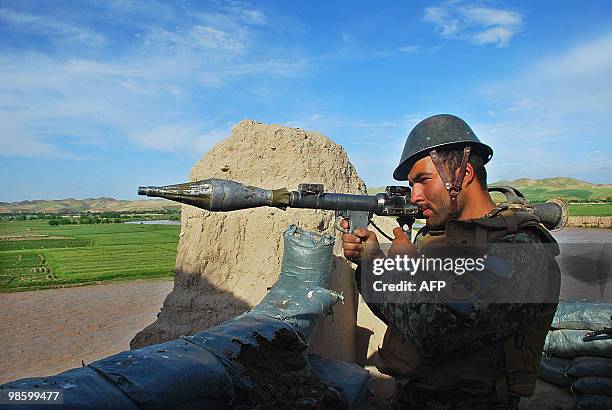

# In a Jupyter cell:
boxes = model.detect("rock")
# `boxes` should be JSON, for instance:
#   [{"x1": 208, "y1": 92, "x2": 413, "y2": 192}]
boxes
[{"x1": 131, "y1": 119, "x2": 367, "y2": 363}]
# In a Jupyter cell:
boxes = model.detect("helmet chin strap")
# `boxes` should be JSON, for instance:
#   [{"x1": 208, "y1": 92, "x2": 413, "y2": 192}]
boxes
[{"x1": 429, "y1": 146, "x2": 472, "y2": 219}]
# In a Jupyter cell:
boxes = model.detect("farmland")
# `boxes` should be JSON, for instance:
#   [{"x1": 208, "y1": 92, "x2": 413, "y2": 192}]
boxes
[
  {"x1": 0, "y1": 220, "x2": 179, "y2": 292},
  {"x1": 567, "y1": 203, "x2": 612, "y2": 217}
]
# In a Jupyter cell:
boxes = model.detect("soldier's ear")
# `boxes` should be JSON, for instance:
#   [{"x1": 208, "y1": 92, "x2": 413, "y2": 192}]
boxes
[{"x1": 460, "y1": 163, "x2": 476, "y2": 188}]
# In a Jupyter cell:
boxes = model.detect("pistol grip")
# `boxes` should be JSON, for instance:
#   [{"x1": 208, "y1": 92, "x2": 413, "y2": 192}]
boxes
[{"x1": 335, "y1": 210, "x2": 370, "y2": 234}]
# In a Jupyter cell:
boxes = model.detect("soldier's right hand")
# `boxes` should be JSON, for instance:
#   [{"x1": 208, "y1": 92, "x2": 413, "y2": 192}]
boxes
[{"x1": 340, "y1": 219, "x2": 381, "y2": 261}]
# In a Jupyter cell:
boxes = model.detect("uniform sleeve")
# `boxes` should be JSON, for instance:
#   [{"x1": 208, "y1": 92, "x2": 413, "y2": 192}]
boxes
[{"x1": 376, "y1": 232, "x2": 557, "y2": 361}]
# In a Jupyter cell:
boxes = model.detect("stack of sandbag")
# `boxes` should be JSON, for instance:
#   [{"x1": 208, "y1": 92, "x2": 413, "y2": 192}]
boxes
[{"x1": 538, "y1": 300, "x2": 612, "y2": 410}]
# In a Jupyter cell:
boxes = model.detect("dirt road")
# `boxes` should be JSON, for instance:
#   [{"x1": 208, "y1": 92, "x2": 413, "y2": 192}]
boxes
[{"x1": 0, "y1": 279, "x2": 173, "y2": 384}]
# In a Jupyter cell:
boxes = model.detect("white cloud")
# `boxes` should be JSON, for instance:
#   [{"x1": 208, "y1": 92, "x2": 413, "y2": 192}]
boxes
[
  {"x1": 459, "y1": 5, "x2": 521, "y2": 27},
  {"x1": 130, "y1": 124, "x2": 226, "y2": 154},
  {"x1": 476, "y1": 32, "x2": 612, "y2": 182},
  {"x1": 0, "y1": 3, "x2": 309, "y2": 160},
  {"x1": 0, "y1": 113, "x2": 80, "y2": 159},
  {"x1": 0, "y1": 50, "x2": 260, "y2": 158},
  {"x1": 140, "y1": 25, "x2": 246, "y2": 55},
  {"x1": 472, "y1": 26, "x2": 515, "y2": 47},
  {"x1": 226, "y1": 4, "x2": 268, "y2": 26},
  {"x1": 0, "y1": 8, "x2": 106, "y2": 46},
  {"x1": 423, "y1": 2, "x2": 522, "y2": 47},
  {"x1": 483, "y1": 32, "x2": 612, "y2": 117},
  {"x1": 398, "y1": 45, "x2": 420, "y2": 53},
  {"x1": 535, "y1": 33, "x2": 612, "y2": 80}
]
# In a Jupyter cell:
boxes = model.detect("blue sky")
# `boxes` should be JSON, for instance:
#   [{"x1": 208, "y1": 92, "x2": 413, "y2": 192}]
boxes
[{"x1": 1, "y1": 1, "x2": 610, "y2": 201}]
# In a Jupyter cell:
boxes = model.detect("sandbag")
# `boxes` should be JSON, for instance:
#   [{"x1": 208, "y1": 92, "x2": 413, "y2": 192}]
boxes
[
  {"x1": 280, "y1": 224, "x2": 335, "y2": 288},
  {"x1": 251, "y1": 276, "x2": 343, "y2": 342},
  {"x1": 552, "y1": 300, "x2": 612, "y2": 331},
  {"x1": 0, "y1": 366, "x2": 138, "y2": 410},
  {"x1": 309, "y1": 354, "x2": 371, "y2": 409},
  {"x1": 571, "y1": 376, "x2": 612, "y2": 396},
  {"x1": 537, "y1": 354, "x2": 573, "y2": 387},
  {"x1": 577, "y1": 394, "x2": 612, "y2": 410},
  {"x1": 544, "y1": 329, "x2": 612, "y2": 358},
  {"x1": 252, "y1": 225, "x2": 341, "y2": 341},
  {"x1": 568, "y1": 356, "x2": 612, "y2": 377},
  {"x1": 87, "y1": 338, "x2": 233, "y2": 409}
]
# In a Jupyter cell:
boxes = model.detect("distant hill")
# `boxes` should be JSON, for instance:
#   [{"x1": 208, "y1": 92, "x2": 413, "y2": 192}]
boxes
[
  {"x1": 0, "y1": 198, "x2": 181, "y2": 214},
  {"x1": 367, "y1": 177, "x2": 612, "y2": 202},
  {"x1": 490, "y1": 177, "x2": 612, "y2": 202}
]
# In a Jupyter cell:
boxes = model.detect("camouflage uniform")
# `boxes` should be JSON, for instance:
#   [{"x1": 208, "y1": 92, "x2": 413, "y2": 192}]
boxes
[{"x1": 360, "y1": 206, "x2": 561, "y2": 409}]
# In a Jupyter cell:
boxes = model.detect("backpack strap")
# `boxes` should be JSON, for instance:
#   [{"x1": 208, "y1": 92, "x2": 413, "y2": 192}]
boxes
[{"x1": 445, "y1": 209, "x2": 559, "y2": 255}]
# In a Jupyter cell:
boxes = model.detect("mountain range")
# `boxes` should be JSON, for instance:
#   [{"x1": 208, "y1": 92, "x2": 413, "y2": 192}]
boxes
[{"x1": 0, "y1": 198, "x2": 181, "y2": 214}]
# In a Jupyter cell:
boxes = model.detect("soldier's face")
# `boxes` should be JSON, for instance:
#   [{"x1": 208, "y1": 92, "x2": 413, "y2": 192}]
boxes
[{"x1": 408, "y1": 157, "x2": 451, "y2": 226}]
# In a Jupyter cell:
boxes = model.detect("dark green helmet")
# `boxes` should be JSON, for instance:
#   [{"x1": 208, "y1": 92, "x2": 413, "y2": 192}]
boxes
[{"x1": 393, "y1": 114, "x2": 493, "y2": 181}]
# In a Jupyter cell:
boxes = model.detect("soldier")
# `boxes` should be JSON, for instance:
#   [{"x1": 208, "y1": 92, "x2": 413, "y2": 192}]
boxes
[{"x1": 342, "y1": 114, "x2": 561, "y2": 409}]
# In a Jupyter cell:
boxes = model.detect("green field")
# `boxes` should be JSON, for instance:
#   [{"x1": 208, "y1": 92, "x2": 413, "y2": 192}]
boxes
[
  {"x1": 0, "y1": 220, "x2": 179, "y2": 292},
  {"x1": 567, "y1": 203, "x2": 612, "y2": 217}
]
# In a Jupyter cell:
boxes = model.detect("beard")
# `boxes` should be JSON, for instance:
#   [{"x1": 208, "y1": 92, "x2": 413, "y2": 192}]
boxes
[
  {"x1": 421, "y1": 200, "x2": 451, "y2": 227},
  {"x1": 425, "y1": 211, "x2": 447, "y2": 227}
]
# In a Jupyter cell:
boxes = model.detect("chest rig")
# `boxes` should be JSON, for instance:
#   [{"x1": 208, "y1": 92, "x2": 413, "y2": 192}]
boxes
[{"x1": 377, "y1": 205, "x2": 560, "y2": 404}]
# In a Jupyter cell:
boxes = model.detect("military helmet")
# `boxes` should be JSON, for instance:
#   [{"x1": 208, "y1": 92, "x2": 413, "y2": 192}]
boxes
[{"x1": 393, "y1": 114, "x2": 493, "y2": 181}]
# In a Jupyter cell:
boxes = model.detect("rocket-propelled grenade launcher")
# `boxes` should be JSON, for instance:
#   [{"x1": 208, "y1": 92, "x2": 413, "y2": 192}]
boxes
[{"x1": 138, "y1": 178, "x2": 567, "y2": 236}]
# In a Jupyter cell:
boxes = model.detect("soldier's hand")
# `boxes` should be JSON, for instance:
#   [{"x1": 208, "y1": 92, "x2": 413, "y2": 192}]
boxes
[
  {"x1": 340, "y1": 219, "x2": 381, "y2": 261},
  {"x1": 388, "y1": 227, "x2": 417, "y2": 258}
]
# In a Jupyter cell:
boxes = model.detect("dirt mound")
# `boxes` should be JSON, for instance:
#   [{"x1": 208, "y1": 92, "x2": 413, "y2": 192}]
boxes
[{"x1": 131, "y1": 119, "x2": 366, "y2": 362}]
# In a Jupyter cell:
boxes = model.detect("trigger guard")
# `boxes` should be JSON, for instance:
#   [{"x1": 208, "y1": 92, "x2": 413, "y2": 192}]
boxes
[{"x1": 335, "y1": 216, "x2": 350, "y2": 233}]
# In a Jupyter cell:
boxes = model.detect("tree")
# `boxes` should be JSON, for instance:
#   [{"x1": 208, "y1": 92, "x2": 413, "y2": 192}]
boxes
[{"x1": 48, "y1": 219, "x2": 60, "y2": 226}]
